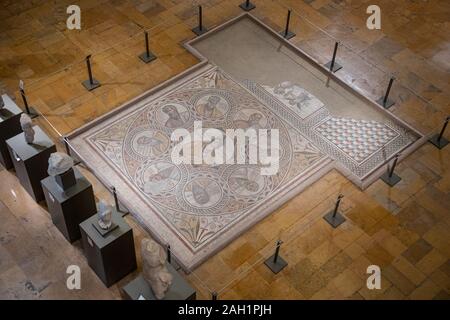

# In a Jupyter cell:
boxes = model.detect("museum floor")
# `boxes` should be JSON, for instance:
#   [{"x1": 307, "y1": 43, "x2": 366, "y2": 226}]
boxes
[{"x1": 0, "y1": 0, "x2": 449, "y2": 300}]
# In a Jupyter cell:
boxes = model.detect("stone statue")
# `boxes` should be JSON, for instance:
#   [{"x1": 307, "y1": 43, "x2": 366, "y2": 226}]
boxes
[
  {"x1": 47, "y1": 152, "x2": 74, "y2": 176},
  {"x1": 141, "y1": 238, "x2": 173, "y2": 299},
  {"x1": 20, "y1": 114, "x2": 35, "y2": 144},
  {"x1": 97, "y1": 200, "x2": 112, "y2": 230}
]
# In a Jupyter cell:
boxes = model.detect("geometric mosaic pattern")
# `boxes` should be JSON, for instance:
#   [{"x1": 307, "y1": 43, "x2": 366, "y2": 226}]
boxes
[
  {"x1": 70, "y1": 66, "x2": 328, "y2": 269},
  {"x1": 245, "y1": 80, "x2": 418, "y2": 179},
  {"x1": 315, "y1": 118, "x2": 399, "y2": 164}
]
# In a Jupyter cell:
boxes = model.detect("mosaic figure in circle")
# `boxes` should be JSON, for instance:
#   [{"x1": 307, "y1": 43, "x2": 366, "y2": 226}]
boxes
[
  {"x1": 233, "y1": 109, "x2": 267, "y2": 130},
  {"x1": 184, "y1": 177, "x2": 222, "y2": 209},
  {"x1": 232, "y1": 108, "x2": 267, "y2": 129},
  {"x1": 136, "y1": 161, "x2": 181, "y2": 195},
  {"x1": 195, "y1": 94, "x2": 229, "y2": 119},
  {"x1": 157, "y1": 103, "x2": 190, "y2": 128},
  {"x1": 228, "y1": 167, "x2": 265, "y2": 196},
  {"x1": 130, "y1": 129, "x2": 170, "y2": 158}
]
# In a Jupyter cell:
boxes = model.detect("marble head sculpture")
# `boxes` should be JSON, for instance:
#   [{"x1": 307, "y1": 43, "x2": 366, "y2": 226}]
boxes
[
  {"x1": 141, "y1": 238, "x2": 173, "y2": 299},
  {"x1": 20, "y1": 114, "x2": 35, "y2": 144},
  {"x1": 97, "y1": 200, "x2": 112, "y2": 230},
  {"x1": 47, "y1": 152, "x2": 74, "y2": 176}
]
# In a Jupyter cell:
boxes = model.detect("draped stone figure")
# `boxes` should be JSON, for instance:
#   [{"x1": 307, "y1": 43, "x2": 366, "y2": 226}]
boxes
[
  {"x1": 141, "y1": 238, "x2": 173, "y2": 299},
  {"x1": 20, "y1": 114, "x2": 35, "y2": 144}
]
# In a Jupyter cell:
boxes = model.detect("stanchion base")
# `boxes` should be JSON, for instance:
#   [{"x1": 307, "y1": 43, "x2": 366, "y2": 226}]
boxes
[
  {"x1": 376, "y1": 97, "x2": 395, "y2": 109},
  {"x1": 239, "y1": 2, "x2": 256, "y2": 11},
  {"x1": 139, "y1": 52, "x2": 157, "y2": 64},
  {"x1": 323, "y1": 211, "x2": 346, "y2": 228},
  {"x1": 117, "y1": 208, "x2": 129, "y2": 218},
  {"x1": 25, "y1": 106, "x2": 39, "y2": 119},
  {"x1": 380, "y1": 171, "x2": 402, "y2": 187},
  {"x1": 192, "y1": 26, "x2": 208, "y2": 36},
  {"x1": 264, "y1": 255, "x2": 288, "y2": 274},
  {"x1": 82, "y1": 79, "x2": 101, "y2": 91},
  {"x1": 279, "y1": 30, "x2": 296, "y2": 40},
  {"x1": 324, "y1": 61, "x2": 342, "y2": 73},
  {"x1": 428, "y1": 135, "x2": 449, "y2": 149}
]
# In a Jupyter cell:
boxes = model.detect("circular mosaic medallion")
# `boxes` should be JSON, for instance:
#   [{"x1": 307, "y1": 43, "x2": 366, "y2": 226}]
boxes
[
  {"x1": 135, "y1": 161, "x2": 182, "y2": 196},
  {"x1": 125, "y1": 127, "x2": 170, "y2": 160},
  {"x1": 231, "y1": 108, "x2": 268, "y2": 129},
  {"x1": 191, "y1": 91, "x2": 233, "y2": 120},
  {"x1": 175, "y1": 172, "x2": 229, "y2": 215},
  {"x1": 155, "y1": 103, "x2": 191, "y2": 129},
  {"x1": 183, "y1": 177, "x2": 222, "y2": 209},
  {"x1": 227, "y1": 167, "x2": 265, "y2": 197}
]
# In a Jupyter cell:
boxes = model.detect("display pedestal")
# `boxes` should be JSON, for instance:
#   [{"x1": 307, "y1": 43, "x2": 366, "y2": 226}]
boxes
[
  {"x1": 0, "y1": 94, "x2": 23, "y2": 169},
  {"x1": 6, "y1": 126, "x2": 56, "y2": 202},
  {"x1": 41, "y1": 168, "x2": 97, "y2": 243},
  {"x1": 122, "y1": 266, "x2": 196, "y2": 300},
  {"x1": 80, "y1": 211, "x2": 137, "y2": 287}
]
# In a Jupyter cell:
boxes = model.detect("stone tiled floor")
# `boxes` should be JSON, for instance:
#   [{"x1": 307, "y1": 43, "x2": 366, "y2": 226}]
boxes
[{"x1": 0, "y1": 0, "x2": 449, "y2": 299}]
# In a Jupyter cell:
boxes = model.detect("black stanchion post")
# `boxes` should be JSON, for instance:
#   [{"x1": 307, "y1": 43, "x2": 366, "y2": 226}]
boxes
[
  {"x1": 111, "y1": 186, "x2": 129, "y2": 217},
  {"x1": 279, "y1": 9, "x2": 296, "y2": 40},
  {"x1": 323, "y1": 194, "x2": 346, "y2": 228},
  {"x1": 165, "y1": 243, "x2": 181, "y2": 270},
  {"x1": 239, "y1": 0, "x2": 256, "y2": 11},
  {"x1": 19, "y1": 80, "x2": 39, "y2": 118},
  {"x1": 167, "y1": 244, "x2": 172, "y2": 264},
  {"x1": 211, "y1": 292, "x2": 218, "y2": 300},
  {"x1": 192, "y1": 5, "x2": 208, "y2": 36},
  {"x1": 264, "y1": 240, "x2": 288, "y2": 273},
  {"x1": 139, "y1": 31, "x2": 157, "y2": 63},
  {"x1": 429, "y1": 116, "x2": 450, "y2": 149},
  {"x1": 82, "y1": 55, "x2": 101, "y2": 91},
  {"x1": 376, "y1": 77, "x2": 395, "y2": 109},
  {"x1": 380, "y1": 153, "x2": 402, "y2": 186},
  {"x1": 324, "y1": 42, "x2": 343, "y2": 73}
]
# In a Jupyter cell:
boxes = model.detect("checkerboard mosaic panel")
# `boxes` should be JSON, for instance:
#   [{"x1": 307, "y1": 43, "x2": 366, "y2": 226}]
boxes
[{"x1": 314, "y1": 118, "x2": 399, "y2": 164}]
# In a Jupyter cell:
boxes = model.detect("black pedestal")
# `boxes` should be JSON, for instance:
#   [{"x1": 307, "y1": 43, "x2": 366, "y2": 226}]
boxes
[
  {"x1": 192, "y1": 26, "x2": 208, "y2": 36},
  {"x1": 324, "y1": 61, "x2": 343, "y2": 73},
  {"x1": 239, "y1": 1, "x2": 256, "y2": 11},
  {"x1": 428, "y1": 135, "x2": 449, "y2": 149},
  {"x1": 323, "y1": 210, "x2": 346, "y2": 228},
  {"x1": 6, "y1": 126, "x2": 56, "y2": 202},
  {"x1": 54, "y1": 167, "x2": 77, "y2": 190},
  {"x1": 0, "y1": 94, "x2": 23, "y2": 169},
  {"x1": 82, "y1": 79, "x2": 101, "y2": 91},
  {"x1": 41, "y1": 168, "x2": 97, "y2": 243},
  {"x1": 122, "y1": 266, "x2": 196, "y2": 300},
  {"x1": 139, "y1": 52, "x2": 157, "y2": 64},
  {"x1": 80, "y1": 211, "x2": 137, "y2": 287},
  {"x1": 279, "y1": 30, "x2": 296, "y2": 40},
  {"x1": 264, "y1": 255, "x2": 288, "y2": 274},
  {"x1": 380, "y1": 171, "x2": 402, "y2": 187}
]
